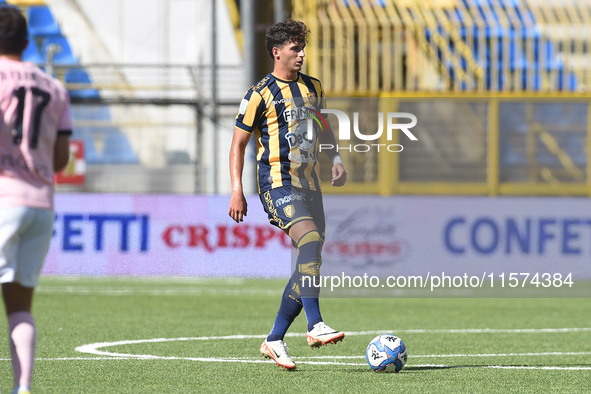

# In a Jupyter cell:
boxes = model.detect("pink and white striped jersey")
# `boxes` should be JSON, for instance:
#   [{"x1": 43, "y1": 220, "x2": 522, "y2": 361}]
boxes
[{"x1": 0, "y1": 57, "x2": 72, "y2": 210}]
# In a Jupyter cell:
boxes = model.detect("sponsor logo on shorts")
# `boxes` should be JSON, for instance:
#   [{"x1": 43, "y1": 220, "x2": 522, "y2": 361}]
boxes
[
  {"x1": 264, "y1": 191, "x2": 284, "y2": 228},
  {"x1": 275, "y1": 194, "x2": 304, "y2": 207}
]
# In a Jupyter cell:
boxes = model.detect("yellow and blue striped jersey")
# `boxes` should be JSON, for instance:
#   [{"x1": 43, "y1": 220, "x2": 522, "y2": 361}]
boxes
[{"x1": 235, "y1": 72, "x2": 325, "y2": 193}]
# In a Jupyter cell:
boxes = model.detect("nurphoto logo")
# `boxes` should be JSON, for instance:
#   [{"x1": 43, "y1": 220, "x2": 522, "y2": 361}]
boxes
[{"x1": 288, "y1": 107, "x2": 418, "y2": 153}]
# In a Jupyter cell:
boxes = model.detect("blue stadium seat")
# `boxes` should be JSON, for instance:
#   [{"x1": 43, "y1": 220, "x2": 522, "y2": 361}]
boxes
[
  {"x1": 71, "y1": 105, "x2": 111, "y2": 121},
  {"x1": 102, "y1": 133, "x2": 139, "y2": 164},
  {"x1": 22, "y1": 39, "x2": 44, "y2": 64},
  {"x1": 71, "y1": 131, "x2": 100, "y2": 164},
  {"x1": 71, "y1": 128, "x2": 138, "y2": 164},
  {"x1": 41, "y1": 35, "x2": 78, "y2": 65},
  {"x1": 64, "y1": 68, "x2": 100, "y2": 99},
  {"x1": 27, "y1": 6, "x2": 61, "y2": 36},
  {"x1": 70, "y1": 106, "x2": 127, "y2": 164}
]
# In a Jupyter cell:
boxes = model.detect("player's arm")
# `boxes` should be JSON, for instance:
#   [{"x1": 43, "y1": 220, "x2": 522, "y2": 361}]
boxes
[
  {"x1": 54, "y1": 133, "x2": 71, "y2": 172},
  {"x1": 55, "y1": 96, "x2": 73, "y2": 173},
  {"x1": 319, "y1": 122, "x2": 347, "y2": 187},
  {"x1": 228, "y1": 127, "x2": 251, "y2": 223}
]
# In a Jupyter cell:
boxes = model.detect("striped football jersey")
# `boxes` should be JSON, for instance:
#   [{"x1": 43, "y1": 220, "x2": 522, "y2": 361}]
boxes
[{"x1": 235, "y1": 72, "x2": 326, "y2": 193}]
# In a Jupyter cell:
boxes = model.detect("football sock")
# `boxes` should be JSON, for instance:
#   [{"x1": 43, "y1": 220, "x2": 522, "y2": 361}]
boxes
[
  {"x1": 12, "y1": 385, "x2": 30, "y2": 394},
  {"x1": 8, "y1": 311, "x2": 36, "y2": 390},
  {"x1": 302, "y1": 298, "x2": 323, "y2": 331},
  {"x1": 267, "y1": 279, "x2": 302, "y2": 342},
  {"x1": 295, "y1": 230, "x2": 323, "y2": 331}
]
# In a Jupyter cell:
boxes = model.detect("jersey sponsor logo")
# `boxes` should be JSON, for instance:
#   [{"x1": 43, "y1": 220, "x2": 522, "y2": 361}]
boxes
[
  {"x1": 275, "y1": 193, "x2": 304, "y2": 207},
  {"x1": 0, "y1": 153, "x2": 50, "y2": 177},
  {"x1": 288, "y1": 152, "x2": 316, "y2": 163},
  {"x1": 283, "y1": 204, "x2": 295, "y2": 218},
  {"x1": 283, "y1": 106, "x2": 318, "y2": 124},
  {"x1": 271, "y1": 97, "x2": 292, "y2": 106},
  {"x1": 239, "y1": 99, "x2": 248, "y2": 115},
  {"x1": 286, "y1": 121, "x2": 317, "y2": 152}
]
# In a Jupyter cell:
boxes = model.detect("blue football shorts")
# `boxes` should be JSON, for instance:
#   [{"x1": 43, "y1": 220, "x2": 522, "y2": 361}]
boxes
[{"x1": 260, "y1": 186, "x2": 326, "y2": 240}]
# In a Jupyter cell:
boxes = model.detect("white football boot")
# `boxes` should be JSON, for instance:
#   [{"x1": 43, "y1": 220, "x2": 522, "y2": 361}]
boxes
[
  {"x1": 260, "y1": 339, "x2": 296, "y2": 370},
  {"x1": 306, "y1": 322, "x2": 345, "y2": 348}
]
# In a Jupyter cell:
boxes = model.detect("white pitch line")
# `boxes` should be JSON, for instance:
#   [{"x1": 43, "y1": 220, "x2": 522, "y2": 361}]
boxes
[
  {"x1": 349, "y1": 328, "x2": 591, "y2": 334},
  {"x1": 3, "y1": 357, "x2": 589, "y2": 371},
  {"x1": 293, "y1": 351, "x2": 591, "y2": 359},
  {"x1": 73, "y1": 329, "x2": 591, "y2": 372},
  {"x1": 0, "y1": 357, "x2": 123, "y2": 361},
  {"x1": 36, "y1": 286, "x2": 281, "y2": 297},
  {"x1": 75, "y1": 328, "x2": 591, "y2": 357},
  {"x1": 482, "y1": 366, "x2": 591, "y2": 371}
]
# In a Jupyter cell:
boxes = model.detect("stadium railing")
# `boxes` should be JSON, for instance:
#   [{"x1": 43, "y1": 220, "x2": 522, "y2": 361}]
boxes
[
  {"x1": 51, "y1": 64, "x2": 243, "y2": 194},
  {"x1": 287, "y1": 1, "x2": 591, "y2": 196},
  {"x1": 315, "y1": 94, "x2": 591, "y2": 197},
  {"x1": 292, "y1": 0, "x2": 588, "y2": 94}
]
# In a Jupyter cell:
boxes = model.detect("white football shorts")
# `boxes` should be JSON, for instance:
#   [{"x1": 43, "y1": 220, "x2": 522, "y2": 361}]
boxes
[{"x1": 0, "y1": 206, "x2": 54, "y2": 288}]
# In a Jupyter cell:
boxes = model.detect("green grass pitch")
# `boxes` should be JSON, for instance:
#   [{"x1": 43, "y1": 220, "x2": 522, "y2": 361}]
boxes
[{"x1": 0, "y1": 277, "x2": 590, "y2": 393}]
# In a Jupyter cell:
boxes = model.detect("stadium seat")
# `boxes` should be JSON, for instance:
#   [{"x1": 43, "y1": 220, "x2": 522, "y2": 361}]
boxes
[
  {"x1": 70, "y1": 106, "x2": 135, "y2": 164},
  {"x1": 27, "y1": 5, "x2": 61, "y2": 36},
  {"x1": 22, "y1": 39, "x2": 44, "y2": 64},
  {"x1": 71, "y1": 105, "x2": 111, "y2": 122},
  {"x1": 41, "y1": 35, "x2": 78, "y2": 65},
  {"x1": 64, "y1": 68, "x2": 100, "y2": 99},
  {"x1": 101, "y1": 133, "x2": 139, "y2": 164}
]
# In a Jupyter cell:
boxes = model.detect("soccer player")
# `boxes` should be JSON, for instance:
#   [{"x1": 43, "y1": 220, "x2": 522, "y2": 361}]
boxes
[
  {"x1": 0, "y1": 6, "x2": 72, "y2": 393},
  {"x1": 228, "y1": 19, "x2": 347, "y2": 370}
]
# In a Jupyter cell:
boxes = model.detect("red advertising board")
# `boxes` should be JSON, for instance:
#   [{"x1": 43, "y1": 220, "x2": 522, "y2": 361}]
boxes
[{"x1": 55, "y1": 140, "x2": 86, "y2": 185}]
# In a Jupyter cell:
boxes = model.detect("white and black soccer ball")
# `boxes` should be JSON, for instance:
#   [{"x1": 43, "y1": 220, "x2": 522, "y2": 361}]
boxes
[{"x1": 366, "y1": 334, "x2": 408, "y2": 373}]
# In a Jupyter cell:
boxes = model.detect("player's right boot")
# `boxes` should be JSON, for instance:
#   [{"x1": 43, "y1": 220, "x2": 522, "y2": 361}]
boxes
[
  {"x1": 260, "y1": 339, "x2": 296, "y2": 370},
  {"x1": 306, "y1": 322, "x2": 345, "y2": 347}
]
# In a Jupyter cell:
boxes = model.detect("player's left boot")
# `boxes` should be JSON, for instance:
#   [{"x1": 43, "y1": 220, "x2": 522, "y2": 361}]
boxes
[
  {"x1": 260, "y1": 339, "x2": 296, "y2": 370},
  {"x1": 306, "y1": 322, "x2": 345, "y2": 347}
]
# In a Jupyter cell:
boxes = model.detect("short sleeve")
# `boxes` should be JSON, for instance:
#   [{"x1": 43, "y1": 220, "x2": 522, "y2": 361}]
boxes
[
  {"x1": 57, "y1": 92, "x2": 73, "y2": 134},
  {"x1": 235, "y1": 89, "x2": 264, "y2": 134}
]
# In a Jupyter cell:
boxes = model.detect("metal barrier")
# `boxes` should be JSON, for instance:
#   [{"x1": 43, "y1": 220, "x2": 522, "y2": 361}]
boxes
[
  {"x1": 319, "y1": 95, "x2": 591, "y2": 196},
  {"x1": 52, "y1": 64, "x2": 242, "y2": 194}
]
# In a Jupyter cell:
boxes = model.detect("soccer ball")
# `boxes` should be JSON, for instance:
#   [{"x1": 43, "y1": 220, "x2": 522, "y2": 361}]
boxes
[{"x1": 366, "y1": 334, "x2": 408, "y2": 373}]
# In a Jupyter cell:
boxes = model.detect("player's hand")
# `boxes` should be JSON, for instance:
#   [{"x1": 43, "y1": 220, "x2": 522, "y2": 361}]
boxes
[
  {"x1": 229, "y1": 192, "x2": 248, "y2": 223},
  {"x1": 331, "y1": 163, "x2": 347, "y2": 187}
]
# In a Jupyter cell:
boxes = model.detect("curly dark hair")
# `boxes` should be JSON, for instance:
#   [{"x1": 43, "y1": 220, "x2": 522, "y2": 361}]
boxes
[
  {"x1": 0, "y1": 6, "x2": 27, "y2": 55},
  {"x1": 265, "y1": 19, "x2": 309, "y2": 59}
]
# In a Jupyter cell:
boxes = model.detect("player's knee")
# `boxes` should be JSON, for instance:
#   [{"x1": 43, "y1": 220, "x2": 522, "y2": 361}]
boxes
[
  {"x1": 297, "y1": 230, "x2": 323, "y2": 253},
  {"x1": 296, "y1": 230, "x2": 322, "y2": 269},
  {"x1": 295, "y1": 230, "x2": 323, "y2": 297}
]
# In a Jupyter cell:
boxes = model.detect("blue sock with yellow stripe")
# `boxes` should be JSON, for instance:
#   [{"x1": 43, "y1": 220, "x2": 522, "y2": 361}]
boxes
[
  {"x1": 267, "y1": 230, "x2": 324, "y2": 340},
  {"x1": 267, "y1": 279, "x2": 302, "y2": 341},
  {"x1": 294, "y1": 230, "x2": 323, "y2": 331}
]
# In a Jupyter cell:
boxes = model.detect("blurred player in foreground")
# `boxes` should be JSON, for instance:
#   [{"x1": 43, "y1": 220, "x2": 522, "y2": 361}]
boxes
[
  {"x1": 0, "y1": 6, "x2": 72, "y2": 393},
  {"x1": 229, "y1": 19, "x2": 347, "y2": 370}
]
